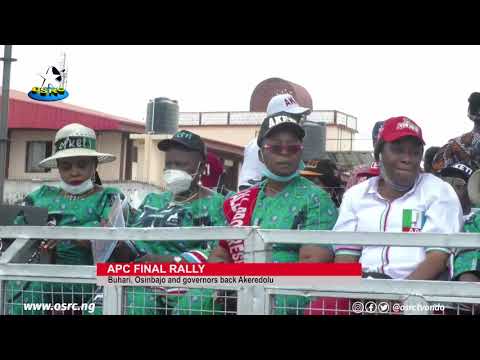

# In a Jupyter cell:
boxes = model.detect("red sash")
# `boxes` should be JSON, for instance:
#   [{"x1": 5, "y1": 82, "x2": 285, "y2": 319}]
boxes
[{"x1": 219, "y1": 186, "x2": 260, "y2": 263}]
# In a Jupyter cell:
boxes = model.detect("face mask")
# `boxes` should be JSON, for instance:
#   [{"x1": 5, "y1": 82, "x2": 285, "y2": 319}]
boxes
[
  {"x1": 163, "y1": 169, "x2": 194, "y2": 195},
  {"x1": 260, "y1": 150, "x2": 305, "y2": 182},
  {"x1": 60, "y1": 179, "x2": 94, "y2": 195},
  {"x1": 468, "y1": 113, "x2": 480, "y2": 122},
  {"x1": 378, "y1": 155, "x2": 415, "y2": 192}
]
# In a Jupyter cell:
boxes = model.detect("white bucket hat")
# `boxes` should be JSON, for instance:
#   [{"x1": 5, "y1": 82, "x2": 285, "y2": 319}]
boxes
[{"x1": 38, "y1": 123, "x2": 116, "y2": 169}]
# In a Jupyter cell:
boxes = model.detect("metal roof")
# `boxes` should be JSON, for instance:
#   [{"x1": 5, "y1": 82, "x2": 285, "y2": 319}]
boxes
[
  {"x1": 3, "y1": 89, "x2": 145, "y2": 133},
  {"x1": 323, "y1": 151, "x2": 374, "y2": 171}
]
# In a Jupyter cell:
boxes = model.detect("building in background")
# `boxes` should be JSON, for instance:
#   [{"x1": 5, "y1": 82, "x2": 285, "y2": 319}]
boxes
[
  {"x1": 1, "y1": 89, "x2": 147, "y2": 204},
  {"x1": 1, "y1": 90, "x2": 165, "y2": 205},
  {"x1": 2, "y1": 76, "x2": 365, "y2": 195},
  {"x1": 130, "y1": 77, "x2": 363, "y2": 191}
]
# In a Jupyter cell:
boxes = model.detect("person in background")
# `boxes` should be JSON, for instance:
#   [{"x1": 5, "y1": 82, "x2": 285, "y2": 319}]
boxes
[
  {"x1": 128, "y1": 130, "x2": 227, "y2": 315},
  {"x1": 423, "y1": 146, "x2": 440, "y2": 173},
  {"x1": 345, "y1": 162, "x2": 380, "y2": 191},
  {"x1": 201, "y1": 151, "x2": 224, "y2": 191},
  {"x1": 300, "y1": 159, "x2": 344, "y2": 207},
  {"x1": 345, "y1": 120, "x2": 383, "y2": 190},
  {"x1": 432, "y1": 92, "x2": 480, "y2": 172},
  {"x1": 238, "y1": 94, "x2": 311, "y2": 191},
  {"x1": 208, "y1": 112, "x2": 338, "y2": 315},
  {"x1": 201, "y1": 151, "x2": 234, "y2": 197},
  {"x1": 440, "y1": 162, "x2": 475, "y2": 218},
  {"x1": 6, "y1": 123, "x2": 128, "y2": 315},
  {"x1": 452, "y1": 166, "x2": 480, "y2": 284}
]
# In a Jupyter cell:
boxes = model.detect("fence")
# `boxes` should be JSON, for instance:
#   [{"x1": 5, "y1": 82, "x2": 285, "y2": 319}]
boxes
[
  {"x1": 178, "y1": 110, "x2": 358, "y2": 131},
  {"x1": 1, "y1": 226, "x2": 480, "y2": 315}
]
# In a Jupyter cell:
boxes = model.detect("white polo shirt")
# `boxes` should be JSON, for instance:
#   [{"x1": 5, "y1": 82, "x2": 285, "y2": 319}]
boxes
[{"x1": 334, "y1": 173, "x2": 463, "y2": 279}]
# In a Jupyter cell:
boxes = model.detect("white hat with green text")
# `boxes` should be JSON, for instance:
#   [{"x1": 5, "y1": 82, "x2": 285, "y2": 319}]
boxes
[{"x1": 38, "y1": 123, "x2": 116, "y2": 169}]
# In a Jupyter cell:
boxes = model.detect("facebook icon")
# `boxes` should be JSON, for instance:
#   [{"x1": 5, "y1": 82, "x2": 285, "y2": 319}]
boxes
[{"x1": 365, "y1": 301, "x2": 377, "y2": 313}]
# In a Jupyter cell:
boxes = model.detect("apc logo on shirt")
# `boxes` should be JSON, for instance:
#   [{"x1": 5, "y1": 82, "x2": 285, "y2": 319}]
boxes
[{"x1": 402, "y1": 209, "x2": 426, "y2": 232}]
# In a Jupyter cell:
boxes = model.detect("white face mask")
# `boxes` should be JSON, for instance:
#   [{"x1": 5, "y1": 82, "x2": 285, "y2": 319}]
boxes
[
  {"x1": 163, "y1": 169, "x2": 194, "y2": 195},
  {"x1": 60, "y1": 179, "x2": 94, "y2": 195}
]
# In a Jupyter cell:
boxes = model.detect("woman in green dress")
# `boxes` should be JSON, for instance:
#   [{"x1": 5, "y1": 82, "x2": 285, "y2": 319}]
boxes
[{"x1": 6, "y1": 123, "x2": 128, "y2": 315}]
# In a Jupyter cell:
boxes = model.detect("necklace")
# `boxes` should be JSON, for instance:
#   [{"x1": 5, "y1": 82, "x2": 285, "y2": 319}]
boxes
[{"x1": 61, "y1": 186, "x2": 99, "y2": 200}]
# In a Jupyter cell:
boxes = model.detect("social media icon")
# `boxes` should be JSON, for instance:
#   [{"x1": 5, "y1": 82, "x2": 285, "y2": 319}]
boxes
[
  {"x1": 378, "y1": 302, "x2": 389, "y2": 313},
  {"x1": 364, "y1": 301, "x2": 377, "y2": 313},
  {"x1": 351, "y1": 301, "x2": 364, "y2": 314}
]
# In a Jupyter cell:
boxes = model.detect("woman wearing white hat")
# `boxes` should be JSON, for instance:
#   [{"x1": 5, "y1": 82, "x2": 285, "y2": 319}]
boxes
[{"x1": 6, "y1": 123, "x2": 129, "y2": 315}]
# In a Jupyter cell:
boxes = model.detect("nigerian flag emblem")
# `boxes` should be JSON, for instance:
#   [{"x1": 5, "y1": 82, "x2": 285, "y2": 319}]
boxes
[{"x1": 402, "y1": 209, "x2": 425, "y2": 232}]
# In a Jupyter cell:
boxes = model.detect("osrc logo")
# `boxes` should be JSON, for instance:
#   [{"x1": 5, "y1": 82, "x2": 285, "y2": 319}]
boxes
[{"x1": 27, "y1": 52, "x2": 69, "y2": 102}]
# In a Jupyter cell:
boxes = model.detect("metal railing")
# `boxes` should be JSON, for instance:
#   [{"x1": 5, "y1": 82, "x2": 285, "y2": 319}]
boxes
[
  {"x1": 179, "y1": 111, "x2": 358, "y2": 131},
  {"x1": 1, "y1": 226, "x2": 480, "y2": 315}
]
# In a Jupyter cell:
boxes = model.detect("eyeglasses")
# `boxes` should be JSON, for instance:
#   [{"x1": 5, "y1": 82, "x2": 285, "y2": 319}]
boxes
[
  {"x1": 262, "y1": 143, "x2": 304, "y2": 155},
  {"x1": 443, "y1": 176, "x2": 467, "y2": 190}
]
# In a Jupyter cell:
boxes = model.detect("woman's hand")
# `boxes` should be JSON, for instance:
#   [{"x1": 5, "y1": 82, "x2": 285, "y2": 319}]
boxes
[
  {"x1": 41, "y1": 239, "x2": 58, "y2": 251},
  {"x1": 41, "y1": 239, "x2": 91, "y2": 251},
  {"x1": 208, "y1": 246, "x2": 231, "y2": 263}
]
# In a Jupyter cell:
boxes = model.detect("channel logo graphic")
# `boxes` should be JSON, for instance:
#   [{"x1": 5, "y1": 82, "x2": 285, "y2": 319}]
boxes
[{"x1": 28, "y1": 52, "x2": 69, "y2": 102}]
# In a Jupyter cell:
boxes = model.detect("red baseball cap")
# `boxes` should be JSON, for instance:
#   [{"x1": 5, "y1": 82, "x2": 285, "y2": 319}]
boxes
[
  {"x1": 357, "y1": 162, "x2": 380, "y2": 177},
  {"x1": 201, "y1": 152, "x2": 224, "y2": 188},
  {"x1": 377, "y1": 116, "x2": 425, "y2": 145}
]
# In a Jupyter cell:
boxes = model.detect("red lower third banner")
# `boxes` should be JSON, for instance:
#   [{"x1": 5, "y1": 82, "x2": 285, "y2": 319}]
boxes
[{"x1": 96, "y1": 263, "x2": 362, "y2": 288}]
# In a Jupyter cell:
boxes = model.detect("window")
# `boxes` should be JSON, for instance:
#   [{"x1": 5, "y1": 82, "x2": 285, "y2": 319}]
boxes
[
  {"x1": 132, "y1": 146, "x2": 138, "y2": 162},
  {"x1": 26, "y1": 141, "x2": 52, "y2": 173}
]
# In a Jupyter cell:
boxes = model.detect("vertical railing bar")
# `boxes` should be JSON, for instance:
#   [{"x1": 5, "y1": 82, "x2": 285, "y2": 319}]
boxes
[
  {"x1": 102, "y1": 285, "x2": 123, "y2": 315},
  {"x1": 0, "y1": 279, "x2": 5, "y2": 315}
]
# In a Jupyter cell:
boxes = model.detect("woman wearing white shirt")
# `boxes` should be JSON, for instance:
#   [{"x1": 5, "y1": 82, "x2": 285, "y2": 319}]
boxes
[{"x1": 334, "y1": 116, "x2": 463, "y2": 280}]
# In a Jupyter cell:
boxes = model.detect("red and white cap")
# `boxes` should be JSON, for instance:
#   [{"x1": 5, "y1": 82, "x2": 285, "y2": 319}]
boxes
[
  {"x1": 266, "y1": 94, "x2": 311, "y2": 116},
  {"x1": 377, "y1": 116, "x2": 425, "y2": 145},
  {"x1": 357, "y1": 162, "x2": 380, "y2": 177},
  {"x1": 201, "y1": 152, "x2": 224, "y2": 188}
]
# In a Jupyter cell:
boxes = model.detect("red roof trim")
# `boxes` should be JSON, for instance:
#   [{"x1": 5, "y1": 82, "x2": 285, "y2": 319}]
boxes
[{"x1": 3, "y1": 89, "x2": 145, "y2": 133}]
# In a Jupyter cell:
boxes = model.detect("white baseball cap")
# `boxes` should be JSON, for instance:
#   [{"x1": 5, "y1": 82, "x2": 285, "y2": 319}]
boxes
[
  {"x1": 38, "y1": 123, "x2": 116, "y2": 169},
  {"x1": 266, "y1": 94, "x2": 311, "y2": 116}
]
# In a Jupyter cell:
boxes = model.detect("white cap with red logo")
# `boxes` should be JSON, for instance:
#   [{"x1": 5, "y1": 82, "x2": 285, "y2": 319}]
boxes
[
  {"x1": 266, "y1": 94, "x2": 311, "y2": 115},
  {"x1": 238, "y1": 94, "x2": 311, "y2": 189}
]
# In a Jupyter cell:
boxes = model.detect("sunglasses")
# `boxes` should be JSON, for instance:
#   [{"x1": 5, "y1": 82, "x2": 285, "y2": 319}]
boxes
[
  {"x1": 262, "y1": 143, "x2": 304, "y2": 155},
  {"x1": 443, "y1": 176, "x2": 467, "y2": 190}
]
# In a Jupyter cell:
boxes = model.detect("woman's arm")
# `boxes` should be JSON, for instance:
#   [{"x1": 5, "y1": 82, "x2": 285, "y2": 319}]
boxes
[
  {"x1": 406, "y1": 251, "x2": 450, "y2": 280},
  {"x1": 332, "y1": 189, "x2": 362, "y2": 262},
  {"x1": 299, "y1": 245, "x2": 333, "y2": 263},
  {"x1": 334, "y1": 254, "x2": 360, "y2": 263},
  {"x1": 208, "y1": 245, "x2": 232, "y2": 263}
]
